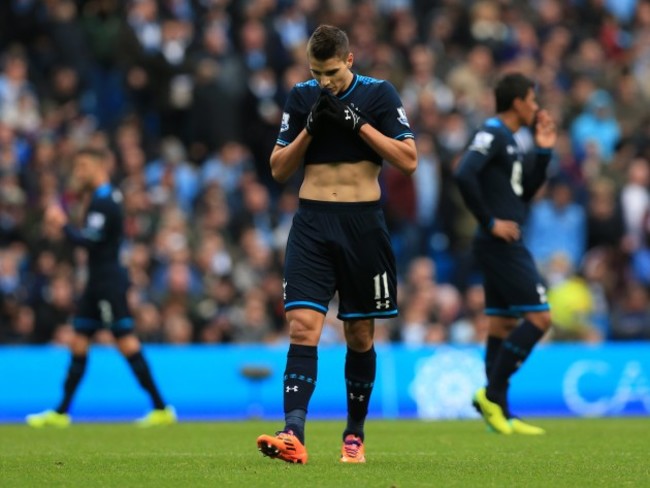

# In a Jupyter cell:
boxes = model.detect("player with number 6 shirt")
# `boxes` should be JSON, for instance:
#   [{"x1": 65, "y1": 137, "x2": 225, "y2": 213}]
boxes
[{"x1": 454, "y1": 73, "x2": 557, "y2": 436}]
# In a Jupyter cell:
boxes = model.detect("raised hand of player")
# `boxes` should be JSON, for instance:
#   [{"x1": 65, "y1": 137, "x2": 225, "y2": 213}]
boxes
[
  {"x1": 491, "y1": 219, "x2": 520, "y2": 243},
  {"x1": 321, "y1": 92, "x2": 367, "y2": 133},
  {"x1": 533, "y1": 109, "x2": 557, "y2": 149},
  {"x1": 305, "y1": 91, "x2": 331, "y2": 136}
]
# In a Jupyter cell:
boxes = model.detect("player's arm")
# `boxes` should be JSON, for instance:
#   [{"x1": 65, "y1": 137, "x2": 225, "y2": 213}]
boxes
[
  {"x1": 522, "y1": 148, "x2": 552, "y2": 202},
  {"x1": 523, "y1": 110, "x2": 557, "y2": 201},
  {"x1": 321, "y1": 85, "x2": 417, "y2": 175},
  {"x1": 270, "y1": 89, "x2": 330, "y2": 183},
  {"x1": 63, "y1": 220, "x2": 105, "y2": 247},
  {"x1": 454, "y1": 131, "x2": 520, "y2": 241},
  {"x1": 358, "y1": 126, "x2": 417, "y2": 175},
  {"x1": 270, "y1": 132, "x2": 311, "y2": 183},
  {"x1": 453, "y1": 131, "x2": 497, "y2": 230},
  {"x1": 47, "y1": 202, "x2": 108, "y2": 248}
]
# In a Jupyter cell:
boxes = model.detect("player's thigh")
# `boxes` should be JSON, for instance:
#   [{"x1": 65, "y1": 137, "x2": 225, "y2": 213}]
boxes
[
  {"x1": 73, "y1": 289, "x2": 103, "y2": 336},
  {"x1": 283, "y1": 210, "x2": 336, "y2": 315},
  {"x1": 108, "y1": 292, "x2": 135, "y2": 339},
  {"x1": 336, "y1": 211, "x2": 398, "y2": 320},
  {"x1": 91, "y1": 282, "x2": 134, "y2": 339},
  {"x1": 487, "y1": 315, "x2": 519, "y2": 338},
  {"x1": 475, "y1": 241, "x2": 548, "y2": 313},
  {"x1": 286, "y1": 308, "x2": 327, "y2": 345},
  {"x1": 480, "y1": 269, "x2": 515, "y2": 319}
]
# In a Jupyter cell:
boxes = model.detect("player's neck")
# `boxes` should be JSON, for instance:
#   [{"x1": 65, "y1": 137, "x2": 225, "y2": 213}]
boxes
[
  {"x1": 497, "y1": 113, "x2": 521, "y2": 134},
  {"x1": 341, "y1": 70, "x2": 355, "y2": 93},
  {"x1": 92, "y1": 176, "x2": 110, "y2": 191}
]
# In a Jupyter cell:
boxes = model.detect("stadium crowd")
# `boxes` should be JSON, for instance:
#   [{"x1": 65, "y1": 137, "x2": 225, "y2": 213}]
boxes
[{"x1": 1, "y1": 0, "x2": 650, "y2": 347}]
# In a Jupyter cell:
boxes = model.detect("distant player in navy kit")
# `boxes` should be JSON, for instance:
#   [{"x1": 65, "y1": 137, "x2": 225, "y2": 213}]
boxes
[
  {"x1": 26, "y1": 148, "x2": 176, "y2": 428},
  {"x1": 256, "y1": 25, "x2": 417, "y2": 463},
  {"x1": 454, "y1": 73, "x2": 557, "y2": 435}
]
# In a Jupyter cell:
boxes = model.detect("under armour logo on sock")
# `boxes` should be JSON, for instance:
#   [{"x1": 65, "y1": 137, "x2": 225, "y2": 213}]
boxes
[
  {"x1": 349, "y1": 393, "x2": 365, "y2": 402},
  {"x1": 286, "y1": 385, "x2": 299, "y2": 393}
]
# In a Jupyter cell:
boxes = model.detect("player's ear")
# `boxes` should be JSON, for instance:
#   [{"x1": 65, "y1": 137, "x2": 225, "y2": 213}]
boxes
[{"x1": 346, "y1": 52, "x2": 353, "y2": 69}]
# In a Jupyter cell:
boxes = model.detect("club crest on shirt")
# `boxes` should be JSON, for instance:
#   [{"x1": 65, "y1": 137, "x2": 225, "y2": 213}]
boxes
[
  {"x1": 87, "y1": 212, "x2": 105, "y2": 229},
  {"x1": 468, "y1": 131, "x2": 494, "y2": 154},
  {"x1": 397, "y1": 107, "x2": 410, "y2": 127},
  {"x1": 280, "y1": 112, "x2": 290, "y2": 132}
]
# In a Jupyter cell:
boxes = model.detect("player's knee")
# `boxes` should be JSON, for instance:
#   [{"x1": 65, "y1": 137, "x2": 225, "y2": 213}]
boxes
[
  {"x1": 287, "y1": 310, "x2": 322, "y2": 345},
  {"x1": 344, "y1": 320, "x2": 374, "y2": 352},
  {"x1": 116, "y1": 333, "x2": 141, "y2": 356},
  {"x1": 70, "y1": 333, "x2": 90, "y2": 356},
  {"x1": 488, "y1": 318, "x2": 518, "y2": 337},
  {"x1": 527, "y1": 311, "x2": 552, "y2": 331}
]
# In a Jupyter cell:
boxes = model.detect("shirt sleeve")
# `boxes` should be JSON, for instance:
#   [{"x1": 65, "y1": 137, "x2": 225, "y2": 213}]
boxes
[
  {"x1": 522, "y1": 148, "x2": 553, "y2": 202},
  {"x1": 453, "y1": 128, "x2": 503, "y2": 229},
  {"x1": 63, "y1": 201, "x2": 109, "y2": 247},
  {"x1": 373, "y1": 82, "x2": 415, "y2": 141},
  {"x1": 276, "y1": 86, "x2": 308, "y2": 147}
]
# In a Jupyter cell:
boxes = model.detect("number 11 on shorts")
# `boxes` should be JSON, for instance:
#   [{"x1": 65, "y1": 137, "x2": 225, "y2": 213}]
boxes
[{"x1": 373, "y1": 272, "x2": 390, "y2": 309}]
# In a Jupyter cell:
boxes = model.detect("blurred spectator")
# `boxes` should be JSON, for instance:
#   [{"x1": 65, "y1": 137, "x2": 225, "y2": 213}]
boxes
[
  {"x1": 448, "y1": 284, "x2": 488, "y2": 345},
  {"x1": 145, "y1": 136, "x2": 199, "y2": 214},
  {"x1": 546, "y1": 253, "x2": 601, "y2": 343},
  {"x1": 586, "y1": 177, "x2": 626, "y2": 251},
  {"x1": 525, "y1": 176, "x2": 587, "y2": 271},
  {"x1": 610, "y1": 282, "x2": 650, "y2": 340},
  {"x1": 31, "y1": 273, "x2": 74, "y2": 344},
  {"x1": 571, "y1": 89, "x2": 621, "y2": 164},
  {"x1": 0, "y1": 1, "x2": 649, "y2": 345},
  {"x1": 620, "y1": 158, "x2": 650, "y2": 252},
  {"x1": 200, "y1": 142, "x2": 255, "y2": 214}
]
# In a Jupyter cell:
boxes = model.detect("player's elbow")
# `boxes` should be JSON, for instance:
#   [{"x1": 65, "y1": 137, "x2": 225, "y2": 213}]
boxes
[
  {"x1": 453, "y1": 166, "x2": 472, "y2": 187},
  {"x1": 270, "y1": 165, "x2": 289, "y2": 183},
  {"x1": 396, "y1": 148, "x2": 418, "y2": 175},
  {"x1": 269, "y1": 156, "x2": 289, "y2": 183},
  {"x1": 401, "y1": 155, "x2": 418, "y2": 176}
]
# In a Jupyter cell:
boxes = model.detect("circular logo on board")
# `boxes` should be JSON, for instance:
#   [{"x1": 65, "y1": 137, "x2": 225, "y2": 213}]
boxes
[{"x1": 409, "y1": 347, "x2": 485, "y2": 419}]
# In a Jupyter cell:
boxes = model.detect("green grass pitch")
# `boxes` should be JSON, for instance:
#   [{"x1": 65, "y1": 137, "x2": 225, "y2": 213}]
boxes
[{"x1": 0, "y1": 419, "x2": 648, "y2": 487}]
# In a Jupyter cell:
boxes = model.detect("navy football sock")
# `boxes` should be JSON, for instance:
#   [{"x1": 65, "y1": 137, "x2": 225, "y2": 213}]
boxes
[
  {"x1": 127, "y1": 351, "x2": 166, "y2": 410},
  {"x1": 283, "y1": 344, "x2": 318, "y2": 444},
  {"x1": 484, "y1": 335, "x2": 503, "y2": 378},
  {"x1": 487, "y1": 320, "x2": 544, "y2": 403},
  {"x1": 343, "y1": 346, "x2": 376, "y2": 441},
  {"x1": 56, "y1": 355, "x2": 88, "y2": 414}
]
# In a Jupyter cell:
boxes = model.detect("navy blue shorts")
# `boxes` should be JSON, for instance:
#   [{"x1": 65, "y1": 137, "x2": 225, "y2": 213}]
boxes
[
  {"x1": 473, "y1": 236, "x2": 550, "y2": 317},
  {"x1": 284, "y1": 199, "x2": 398, "y2": 321},
  {"x1": 73, "y1": 274, "x2": 134, "y2": 338}
]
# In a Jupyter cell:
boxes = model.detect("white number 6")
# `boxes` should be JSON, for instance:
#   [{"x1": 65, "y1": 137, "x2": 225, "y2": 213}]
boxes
[{"x1": 511, "y1": 160, "x2": 523, "y2": 196}]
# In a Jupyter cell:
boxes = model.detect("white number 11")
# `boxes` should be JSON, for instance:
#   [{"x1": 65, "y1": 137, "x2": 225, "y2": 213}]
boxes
[{"x1": 374, "y1": 272, "x2": 389, "y2": 299}]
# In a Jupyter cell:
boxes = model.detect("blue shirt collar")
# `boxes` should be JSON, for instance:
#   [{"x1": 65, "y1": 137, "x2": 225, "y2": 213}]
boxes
[
  {"x1": 94, "y1": 183, "x2": 112, "y2": 198},
  {"x1": 338, "y1": 74, "x2": 358, "y2": 100}
]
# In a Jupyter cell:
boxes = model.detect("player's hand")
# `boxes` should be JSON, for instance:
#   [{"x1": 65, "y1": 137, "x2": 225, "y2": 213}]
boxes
[
  {"x1": 321, "y1": 92, "x2": 367, "y2": 133},
  {"x1": 533, "y1": 109, "x2": 557, "y2": 149},
  {"x1": 305, "y1": 91, "x2": 330, "y2": 136},
  {"x1": 490, "y1": 219, "x2": 520, "y2": 242},
  {"x1": 45, "y1": 204, "x2": 68, "y2": 228}
]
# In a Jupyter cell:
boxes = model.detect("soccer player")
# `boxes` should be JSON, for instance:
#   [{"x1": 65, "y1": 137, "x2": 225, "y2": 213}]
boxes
[
  {"x1": 256, "y1": 25, "x2": 417, "y2": 463},
  {"x1": 454, "y1": 73, "x2": 557, "y2": 435},
  {"x1": 26, "y1": 147, "x2": 176, "y2": 428}
]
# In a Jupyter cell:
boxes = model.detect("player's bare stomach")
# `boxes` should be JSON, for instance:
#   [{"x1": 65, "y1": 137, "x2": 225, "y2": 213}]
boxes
[{"x1": 300, "y1": 161, "x2": 381, "y2": 202}]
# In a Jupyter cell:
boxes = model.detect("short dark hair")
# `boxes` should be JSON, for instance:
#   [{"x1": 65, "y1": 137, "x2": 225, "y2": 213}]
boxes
[
  {"x1": 495, "y1": 73, "x2": 535, "y2": 113},
  {"x1": 74, "y1": 146, "x2": 107, "y2": 162},
  {"x1": 307, "y1": 25, "x2": 350, "y2": 61}
]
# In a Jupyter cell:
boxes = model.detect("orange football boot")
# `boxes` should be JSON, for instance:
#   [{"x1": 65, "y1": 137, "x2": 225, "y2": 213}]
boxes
[
  {"x1": 340, "y1": 434, "x2": 366, "y2": 463},
  {"x1": 257, "y1": 430, "x2": 308, "y2": 464}
]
